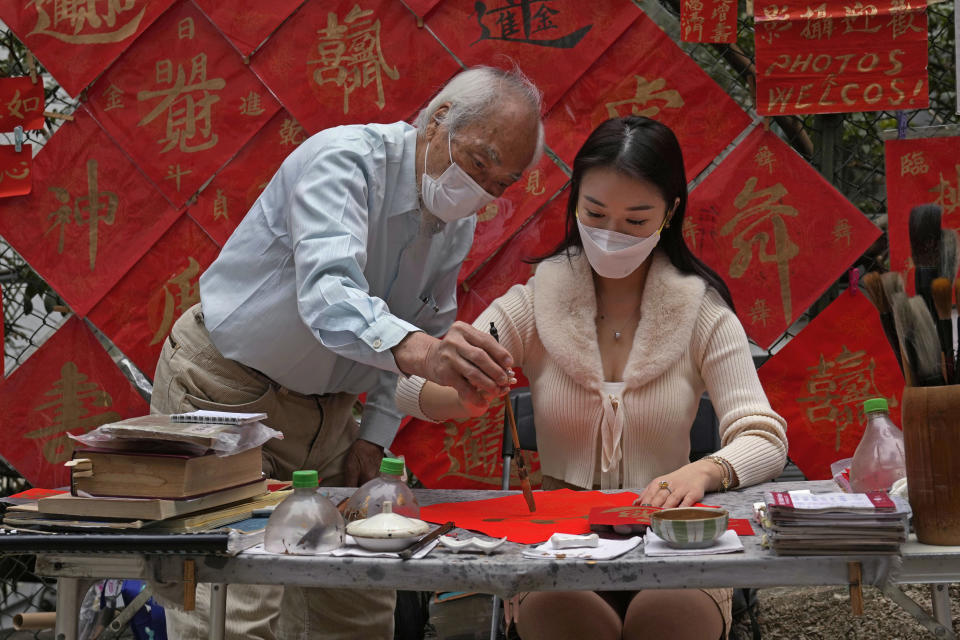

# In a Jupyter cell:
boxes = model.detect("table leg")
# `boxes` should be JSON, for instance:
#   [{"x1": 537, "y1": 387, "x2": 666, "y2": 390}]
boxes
[
  {"x1": 53, "y1": 577, "x2": 90, "y2": 640},
  {"x1": 208, "y1": 583, "x2": 228, "y2": 640},
  {"x1": 930, "y1": 584, "x2": 953, "y2": 628}
]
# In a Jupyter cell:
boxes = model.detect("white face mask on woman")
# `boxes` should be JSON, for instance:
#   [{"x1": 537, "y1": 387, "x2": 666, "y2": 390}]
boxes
[
  {"x1": 576, "y1": 213, "x2": 668, "y2": 279},
  {"x1": 421, "y1": 131, "x2": 496, "y2": 222}
]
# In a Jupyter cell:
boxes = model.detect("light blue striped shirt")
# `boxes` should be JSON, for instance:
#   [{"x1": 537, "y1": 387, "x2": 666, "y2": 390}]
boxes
[{"x1": 199, "y1": 122, "x2": 475, "y2": 447}]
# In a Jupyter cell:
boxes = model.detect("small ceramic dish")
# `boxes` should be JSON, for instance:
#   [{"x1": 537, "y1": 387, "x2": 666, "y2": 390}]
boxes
[
  {"x1": 346, "y1": 501, "x2": 430, "y2": 552},
  {"x1": 649, "y1": 507, "x2": 729, "y2": 549},
  {"x1": 438, "y1": 535, "x2": 508, "y2": 554}
]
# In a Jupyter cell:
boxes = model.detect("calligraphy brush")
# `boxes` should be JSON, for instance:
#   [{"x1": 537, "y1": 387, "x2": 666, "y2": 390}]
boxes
[
  {"x1": 940, "y1": 228, "x2": 958, "y2": 283},
  {"x1": 931, "y1": 277, "x2": 954, "y2": 384},
  {"x1": 905, "y1": 295, "x2": 946, "y2": 387},
  {"x1": 890, "y1": 292, "x2": 916, "y2": 386},
  {"x1": 861, "y1": 271, "x2": 903, "y2": 373},
  {"x1": 489, "y1": 322, "x2": 536, "y2": 512},
  {"x1": 908, "y1": 204, "x2": 942, "y2": 321}
]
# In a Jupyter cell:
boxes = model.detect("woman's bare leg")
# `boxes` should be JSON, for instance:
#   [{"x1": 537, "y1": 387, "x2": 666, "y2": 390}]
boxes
[
  {"x1": 516, "y1": 591, "x2": 622, "y2": 640},
  {"x1": 622, "y1": 589, "x2": 724, "y2": 640}
]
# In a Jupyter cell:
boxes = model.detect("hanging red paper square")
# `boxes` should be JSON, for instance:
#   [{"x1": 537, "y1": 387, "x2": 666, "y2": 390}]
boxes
[
  {"x1": 457, "y1": 194, "x2": 568, "y2": 323},
  {"x1": 252, "y1": 0, "x2": 460, "y2": 134},
  {"x1": 681, "y1": 0, "x2": 738, "y2": 43},
  {"x1": 193, "y1": 0, "x2": 304, "y2": 55},
  {"x1": 88, "y1": 215, "x2": 220, "y2": 378},
  {"x1": 884, "y1": 137, "x2": 960, "y2": 291},
  {"x1": 0, "y1": 316, "x2": 148, "y2": 487},
  {"x1": 754, "y1": 0, "x2": 928, "y2": 116},
  {"x1": 190, "y1": 109, "x2": 309, "y2": 246},
  {"x1": 0, "y1": 112, "x2": 180, "y2": 317},
  {"x1": 687, "y1": 127, "x2": 880, "y2": 349},
  {"x1": 402, "y1": 0, "x2": 442, "y2": 18},
  {"x1": 0, "y1": 145, "x2": 32, "y2": 198},
  {"x1": 458, "y1": 153, "x2": 568, "y2": 282},
  {"x1": 758, "y1": 291, "x2": 904, "y2": 480},
  {"x1": 427, "y1": 1, "x2": 640, "y2": 111},
  {"x1": 545, "y1": 12, "x2": 751, "y2": 182},
  {"x1": 0, "y1": 0, "x2": 175, "y2": 97},
  {"x1": 84, "y1": 2, "x2": 280, "y2": 208},
  {"x1": 0, "y1": 77, "x2": 45, "y2": 131}
]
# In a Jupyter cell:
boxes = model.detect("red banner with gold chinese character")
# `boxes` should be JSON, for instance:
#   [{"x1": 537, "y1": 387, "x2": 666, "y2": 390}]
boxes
[
  {"x1": 252, "y1": 0, "x2": 460, "y2": 134},
  {"x1": 687, "y1": 127, "x2": 881, "y2": 349},
  {"x1": 758, "y1": 290, "x2": 904, "y2": 480},
  {"x1": 0, "y1": 145, "x2": 32, "y2": 198},
  {"x1": 884, "y1": 136, "x2": 960, "y2": 289},
  {"x1": 681, "y1": 0, "x2": 738, "y2": 43},
  {"x1": 193, "y1": 0, "x2": 303, "y2": 55},
  {"x1": 0, "y1": 316, "x2": 149, "y2": 487},
  {"x1": 428, "y1": 0, "x2": 640, "y2": 111},
  {"x1": 755, "y1": 0, "x2": 928, "y2": 116},
  {"x1": 84, "y1": 2, "x2": 280, "y2": 208},
  {"x1": 190, "y1": 109, "x2": 309, "y2": 246},
  {"x1": 88, "y1": 216, "x2": 220, "y2": 378},
  {"x1": 459, "y1": 154, "x2": 568, "y2": 282},
  {"x1": 0, "y1": 112, "x2": 180, "y2": 317},
  {"x1": 0, "y1": 77, "x2": 44, "y2": 131},
  {"x1": 544, "y1": 12, "x2": 752, "y2": 182},
  {"x1": 0, "y1": 0, "x2": 175, "y2": 97}
]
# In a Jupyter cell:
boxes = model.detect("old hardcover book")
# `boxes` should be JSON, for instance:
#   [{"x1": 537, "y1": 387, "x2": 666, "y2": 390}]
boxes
[
  {"x1": 32, "y1": 478, "x2": 269, "y2": 521},
  {"x1": 72, "y1": 446, "x2": 263, "y2": 499}
]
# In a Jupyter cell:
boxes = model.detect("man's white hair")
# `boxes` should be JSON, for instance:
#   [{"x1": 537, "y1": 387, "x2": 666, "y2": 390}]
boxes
[{"x1": 414, "y1": 66, "x2": 545, "y2": 170}]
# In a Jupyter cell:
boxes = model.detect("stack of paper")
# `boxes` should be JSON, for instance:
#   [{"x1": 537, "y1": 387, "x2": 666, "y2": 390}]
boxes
[{"x1": 761, "y1": 491, "x2": 911, "y2": 555}]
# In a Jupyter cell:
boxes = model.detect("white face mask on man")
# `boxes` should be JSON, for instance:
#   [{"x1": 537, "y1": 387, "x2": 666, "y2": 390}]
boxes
[
  {"x1": 421, "y1": 131, "x2": 496, "y2": 222},
  {"x1": 576, "y1": 213, "x2": 669, "y2": 279}
]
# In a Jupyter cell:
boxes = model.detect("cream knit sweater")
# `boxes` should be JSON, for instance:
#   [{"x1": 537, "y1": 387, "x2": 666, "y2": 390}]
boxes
[{"x1": 396, "y1": 250, "x2": 788, "y2": 490}]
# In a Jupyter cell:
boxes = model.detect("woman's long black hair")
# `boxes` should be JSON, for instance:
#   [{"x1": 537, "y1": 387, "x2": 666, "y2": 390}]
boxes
[{"x1": 532, "y1": 115, "x2": 735, "y2": 311}]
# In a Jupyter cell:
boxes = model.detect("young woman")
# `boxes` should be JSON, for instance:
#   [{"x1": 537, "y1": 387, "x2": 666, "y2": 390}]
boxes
[{"x1": 396, "y1": 116, "x2": 788, "y2": 640}]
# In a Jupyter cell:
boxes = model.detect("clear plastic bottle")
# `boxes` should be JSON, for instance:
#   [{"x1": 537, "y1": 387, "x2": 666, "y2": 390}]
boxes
[
  {"x1": 849, "y1": 398, "x2": 907, "y2": 493},
  {"x1": 264, "y1": 470, "x2": 344, "y2": 554},
  {"x1": 341, "y1": 457, "x2": 420, "y2": 522}
]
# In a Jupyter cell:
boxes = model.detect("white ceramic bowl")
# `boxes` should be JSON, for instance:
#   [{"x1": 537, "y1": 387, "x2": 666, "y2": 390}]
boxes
[{"x1": 349, "y1": 533, "x2": 423, "y2": 552}]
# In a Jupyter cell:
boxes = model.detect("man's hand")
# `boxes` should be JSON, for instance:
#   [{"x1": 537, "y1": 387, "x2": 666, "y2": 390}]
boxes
[
  {"x1": 343, "y1": 439, "x2": 385, "y2": 487},
  {"x1": 392, "y1": 323, "x2": 515, "y2": 407}
]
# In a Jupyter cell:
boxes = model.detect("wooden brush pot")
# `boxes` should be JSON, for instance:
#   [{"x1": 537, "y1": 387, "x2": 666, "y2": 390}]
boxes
[{"x1": 901, "y1": 385, "x2": 960, "y2": 545}]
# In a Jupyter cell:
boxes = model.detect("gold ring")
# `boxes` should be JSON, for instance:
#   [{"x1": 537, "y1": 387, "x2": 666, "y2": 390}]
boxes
[{"x1": 658, "y1": 480, "x2": 672, "y2": 494}]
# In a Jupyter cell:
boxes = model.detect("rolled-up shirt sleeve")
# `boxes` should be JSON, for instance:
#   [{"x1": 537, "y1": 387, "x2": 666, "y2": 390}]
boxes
[{"x1": 288, "y1": 141, "x2": 419, "y2": 373}]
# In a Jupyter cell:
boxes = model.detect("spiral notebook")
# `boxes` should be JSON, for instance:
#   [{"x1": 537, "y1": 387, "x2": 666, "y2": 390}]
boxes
[{"x1": 170, "y1": 410, "x2": 268, "y2": 425}]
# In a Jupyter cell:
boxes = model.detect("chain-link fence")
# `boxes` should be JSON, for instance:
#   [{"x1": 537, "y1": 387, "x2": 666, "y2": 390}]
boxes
[{"x1": 0, "y1": 1, "x2": 957, "y2": 636}]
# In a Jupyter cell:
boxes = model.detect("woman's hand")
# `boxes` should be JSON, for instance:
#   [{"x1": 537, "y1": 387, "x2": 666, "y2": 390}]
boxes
[{"x1": 633, "y1": 460, "x2": 720, "y2": 509}]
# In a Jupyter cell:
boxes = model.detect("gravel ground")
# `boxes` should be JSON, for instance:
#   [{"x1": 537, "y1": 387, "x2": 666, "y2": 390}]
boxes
[{"x1": 731, "y1": 584, "x2": 960, "y2": 639}]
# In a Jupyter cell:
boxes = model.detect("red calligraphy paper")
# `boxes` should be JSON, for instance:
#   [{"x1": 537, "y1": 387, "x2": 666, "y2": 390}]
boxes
[
  {"x1": 252, "y1": 0, "x2": 459, "y2": 134},
  {"x1": 0, "y1": 77, "x2": 44, "y2": 130},
  {"x1": 421, "y1": 489, "x2": 640, "y2": 543},
  {"x1": 758, "y1": 291, "x2": 904, "y2": 480},
  {"x1": 459, "y1": 154, "x2": 568, "y2": 282},
  {"x1": 0, "y1": 0, "x2": 175, "y2": 97},
  {"x1": 88, "y1": 215, "x2": 220, "y2": 378},
  {"x1": 687, "y1": 127, "x2": 880, "y2": 349},
  {"x1": 884, "y1": 136, "x2": 960, "y2": 291},
  {"x1": 0, "y1": 112, "x2": 180, "y2": 317},
  {"x1": 427, "y1": 0, "x2": 640, "y2": 111},
  {"x1": 193, "y1": 0, "x2": 303, "y2": 55},
  {"x1": 545, "y1": 12, "x2": 751, "y2": 182},
  {"x1": 681, "y1": 0, "x2": 738, "y2": 43},
  {"x1": 190, "y1": 109, "x2": 308, "y2": 246},
  {"x1": 85, "y1": 2, "x2": 280, "y2": 208},
  {"x1": 0, "y1": 316, "x2": 148, "y2": 487},
  {"x1": 0, "y1": 145, "x2": 32, "y2": 198},
  {"x1": 755, "y1": 0, "x2": 928, "y2": 116}
]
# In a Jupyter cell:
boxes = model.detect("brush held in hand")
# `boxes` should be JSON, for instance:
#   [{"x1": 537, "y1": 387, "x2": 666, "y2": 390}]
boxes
[{"x1": 909, "y1": 204, "x2": 942, "y2": 320}]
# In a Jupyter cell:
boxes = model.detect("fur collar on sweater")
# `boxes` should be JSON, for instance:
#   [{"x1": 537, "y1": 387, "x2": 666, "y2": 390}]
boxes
[{"x1": 533, "y1": 249, "x2": 706, "y2": 391}]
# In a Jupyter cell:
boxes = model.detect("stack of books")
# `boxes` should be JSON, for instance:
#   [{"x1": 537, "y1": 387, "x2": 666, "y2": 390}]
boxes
[
  {"x1": 760, "y1": 490, "x2": 911, "y2": 556},
  {"x1": 2, "y1": 411, "x2": 289, "y2": 552}
]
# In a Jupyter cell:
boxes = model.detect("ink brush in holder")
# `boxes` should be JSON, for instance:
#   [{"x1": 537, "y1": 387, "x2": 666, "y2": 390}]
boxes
[
  {"x1": 908, "y1": 204, "x2": 942, "y2": 322},
  {"x1": 862, "y1": 271, "x2": 903, "y2": 374},
  {"x1": 489, "y1": 322, "x2": 536, "y2": 512}
]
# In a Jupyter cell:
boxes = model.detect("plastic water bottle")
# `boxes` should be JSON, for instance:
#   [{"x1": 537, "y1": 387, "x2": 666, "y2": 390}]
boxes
[
  {"x1": 341, "y1": 457, "x2": 420, "y2": 522},
  {"x1": 849, "y1": 398, "x2": 907, "y2": 493},
  {"x1": 264, "y1": 470, "x2": 344, "y2": 554}
]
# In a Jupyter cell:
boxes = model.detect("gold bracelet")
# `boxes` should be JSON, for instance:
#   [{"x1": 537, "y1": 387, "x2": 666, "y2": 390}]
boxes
[{"x1": 705, "y1": 455, "x2": 731, "y2": 492}]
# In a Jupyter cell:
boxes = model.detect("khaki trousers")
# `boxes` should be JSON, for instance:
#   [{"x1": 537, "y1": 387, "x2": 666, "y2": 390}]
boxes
[{"x1": 150, "y1": 304, "x2": 395, "y2": 640}]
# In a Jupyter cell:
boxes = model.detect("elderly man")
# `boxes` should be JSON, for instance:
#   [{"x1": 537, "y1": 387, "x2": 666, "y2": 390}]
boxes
[{"x1": 150, "y1": 65, "x2": 543, "y2": 639}]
